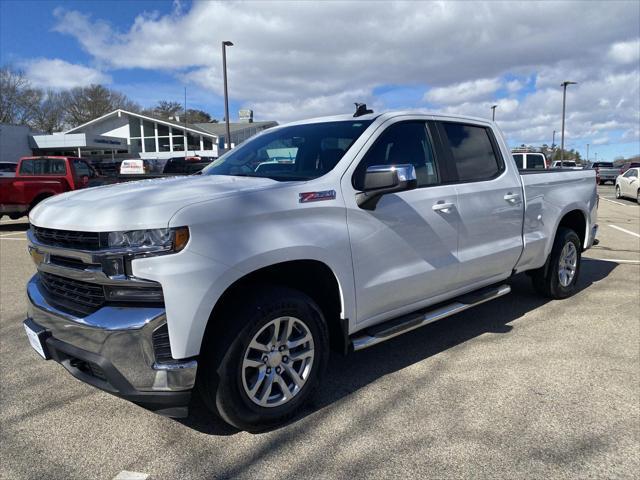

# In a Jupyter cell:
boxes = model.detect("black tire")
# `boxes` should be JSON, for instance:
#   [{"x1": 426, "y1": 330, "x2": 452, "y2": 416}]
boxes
[
  {"x1": 636, "y1": 190, "x2": 639, "y2": 205},
  {"x1": 615, "y1": 185, "x2": 621, "y2": 199},
  {"x1": 531, "y1": 227, "x2": 581, "y2": 299},
  {"x1": 598, "y1": 180, "x2": 604, "y2": 185},
  {"x1": 198, "y1": 286, "x2": 329, "y2": 431}
]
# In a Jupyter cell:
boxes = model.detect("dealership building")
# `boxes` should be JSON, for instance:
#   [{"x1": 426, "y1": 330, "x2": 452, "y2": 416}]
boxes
[{"x1": 1, "y1": 109, "x2": 277, "y2": 163}]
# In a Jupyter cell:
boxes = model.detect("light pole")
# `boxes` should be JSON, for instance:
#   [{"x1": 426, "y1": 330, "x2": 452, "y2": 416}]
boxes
[
  {"x1": 552, "y1": 130, "x2": 556, "y2": 159},
  {"x1": 586, "y1": 143, "x2": 589, "y2": 165},
  {"x1": 222, "y1": 40, "x2": 233, "y2": 151},
  {"x1": 491, "y1": 104, "x2": 497, "y2": 121},
  {"x1": 560, "y1": 81, "x2": 577, "y2": 168}
]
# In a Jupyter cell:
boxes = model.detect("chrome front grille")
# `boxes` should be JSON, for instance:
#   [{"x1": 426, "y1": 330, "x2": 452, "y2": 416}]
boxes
[
  {"x1": 33, "y1": 226, "x2": 102, "y2": 250},
  {"x1": 39, "y1": 271, "x2": 105, "y2": 315}
]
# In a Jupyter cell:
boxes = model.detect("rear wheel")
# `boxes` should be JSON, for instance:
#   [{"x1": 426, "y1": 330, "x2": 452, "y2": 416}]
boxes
[
  {"x1": 199, "y1": 286, "x2": 329, "y2": 431},
  {"x1": 531, "y1": 227, "x2": 582, "y2": 299}
]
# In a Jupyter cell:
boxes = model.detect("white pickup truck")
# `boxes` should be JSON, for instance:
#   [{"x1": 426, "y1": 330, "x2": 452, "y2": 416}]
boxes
[{"x1": 24, "y1": 108, "x2": 598, "y2": 430}]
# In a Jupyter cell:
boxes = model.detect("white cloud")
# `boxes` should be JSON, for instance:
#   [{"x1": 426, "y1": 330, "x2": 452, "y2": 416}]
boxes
[
  {"x1": 46, "y1": 1, "x2": 640, "y2": 150},
  {"x1": 609, "y1": 39, "x2": 640, "y2": 64},
  {"x1": 592, "y1": 137, "x2": 610, "y2": 146},
  {"x1": 424, "y1": 78, "x2": 502, "y2": 104},
  {"x1": 22, "y1": 58, "x2": 111, "y2": 89}
]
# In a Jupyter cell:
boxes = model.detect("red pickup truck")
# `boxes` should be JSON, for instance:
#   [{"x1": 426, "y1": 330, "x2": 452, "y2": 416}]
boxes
[{"x1": 0, "y1": 156, "x2": 99, "y2": 220}]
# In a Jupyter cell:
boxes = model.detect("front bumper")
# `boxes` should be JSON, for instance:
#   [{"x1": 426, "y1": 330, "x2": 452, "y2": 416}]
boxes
[{"x1": 25, "y1": 275, "x2": 197, "y2": 416}]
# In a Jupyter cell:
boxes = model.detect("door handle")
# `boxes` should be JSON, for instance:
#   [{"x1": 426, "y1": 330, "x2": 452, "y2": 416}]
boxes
[
  {"x1": 503, "y1": 193, "x2": 521, "y2": 203},
  {"x1": 432, "y1": 202, "x2": 455, "y2": 213}
]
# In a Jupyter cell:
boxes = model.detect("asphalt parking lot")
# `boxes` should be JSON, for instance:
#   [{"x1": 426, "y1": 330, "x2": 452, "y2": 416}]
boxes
[{"x1": 1, "y1": 185, "x2": 638, "y2": 480}]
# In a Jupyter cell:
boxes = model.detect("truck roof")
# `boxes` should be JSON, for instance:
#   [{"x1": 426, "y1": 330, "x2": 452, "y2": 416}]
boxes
[{"x1": 282, "y1": 110, "x2": 495, "y2": 127}]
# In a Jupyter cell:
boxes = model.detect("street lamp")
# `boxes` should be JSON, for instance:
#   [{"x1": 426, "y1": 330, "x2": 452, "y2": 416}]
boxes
[
  {"x1": 586, "y1": 143, "x2": 589, "y2": 165},
  {"x1": 491, "y1": 104, "x2": 497, "y2": 121},
  {"x1": 222, "y1": 40, "x2": 233, "y2": 151},
  {"x1": 560, "y1": 81, "x2": 577, "y2": 167},
  {"x1": 552, "y1": 130, "x2": 556, "y2": 159}
]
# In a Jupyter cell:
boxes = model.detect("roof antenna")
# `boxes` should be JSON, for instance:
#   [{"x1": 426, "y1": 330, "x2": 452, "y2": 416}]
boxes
[{"x1": 353, "y1": 103, "x2": 373, "y2": 117}]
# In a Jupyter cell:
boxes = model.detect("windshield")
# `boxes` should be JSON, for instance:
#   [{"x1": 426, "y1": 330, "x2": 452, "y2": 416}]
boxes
[{"x1": 203, "y1": 120, "x2": 373, "y2": 181}]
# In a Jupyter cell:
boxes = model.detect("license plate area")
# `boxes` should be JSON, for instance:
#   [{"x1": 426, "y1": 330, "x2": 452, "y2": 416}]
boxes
[{"x1": 24, "y1": 319, "x2": 51, "y2": 360}]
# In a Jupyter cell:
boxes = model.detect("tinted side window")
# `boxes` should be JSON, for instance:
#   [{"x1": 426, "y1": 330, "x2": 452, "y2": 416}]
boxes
[
  {"x1": 623, "y1": 169, "x2": 636, "y2": 178},
  {"x1": 51, "y1": 159, "x2": 67, "y2": 174},
  {"x1": 353, "y1": 121, "x2": 438, "y2": 189},
  {"x1": 19, "y1": 159, "x2": 34, "y2": 175},
  {"x1": 73, "y1": 160, "x2": 91, "y2": 177},
  {"x1": 528, "y1": 154, "x2": 546, "y2": 170},
  {"x1": 440, "y1": 122, "x2": 502, "y2": 182},
  {"x1": 513, "y1": 154, "x2": 523, "y2": 169},
  {"x1": 33, "y1": 159, "x2": 48, "y2": 174}
]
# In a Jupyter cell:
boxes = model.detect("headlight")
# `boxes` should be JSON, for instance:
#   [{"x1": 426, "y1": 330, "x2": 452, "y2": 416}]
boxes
[{"x1": 106, "y1": 227, "x2": 189, "y2": 252}]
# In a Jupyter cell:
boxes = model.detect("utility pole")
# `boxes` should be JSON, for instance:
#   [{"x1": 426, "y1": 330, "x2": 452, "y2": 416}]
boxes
[
  {"x1": 491, "y1": 105, "x2": 497, "y2": 121},
  {"x1": 560, "y1": 81, "x2": 577, "y2": 168},
  {"x1": 222, "y1": 40, "x2": 234, "y2": 151},
  {"x1": 552, "y1": 130, "x2": 556, "y2": 159},
  {"x1": 184, "y1": 86, "x2": 187, "y2": 156}
]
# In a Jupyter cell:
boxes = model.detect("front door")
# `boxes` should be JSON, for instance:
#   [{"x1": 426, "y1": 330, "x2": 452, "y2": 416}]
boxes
[{"x1": 344, "y1": 119, "x2": 460, "y2": 327}]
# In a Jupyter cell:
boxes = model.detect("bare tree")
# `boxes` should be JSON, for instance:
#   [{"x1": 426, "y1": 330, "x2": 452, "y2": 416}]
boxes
[
  {"x1": 61, "y1": 84, "x2": 140, "y2": 127},
  {"x1": 31, "y1": 90, "x2": 66, "y2": 133},
  {"x1": 0, "y1": 66, "x2": 42, "y2": 125},
  {"x1": 144, "y1": 100, "x2": 183, "y2": 120}
]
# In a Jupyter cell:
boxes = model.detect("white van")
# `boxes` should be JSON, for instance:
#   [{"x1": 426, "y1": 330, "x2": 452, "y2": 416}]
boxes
[
  {"x1": 512, "y1": 152, "x2": 547, "y2": 170},
  {"x1": 119, "y1": 159, "x2": 150, "y2": 175}
]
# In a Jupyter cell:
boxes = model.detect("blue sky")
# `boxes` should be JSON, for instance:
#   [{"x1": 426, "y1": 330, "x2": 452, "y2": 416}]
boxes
[{"x1": 1, "y1": 0, "x2": 639, "y2": 161}]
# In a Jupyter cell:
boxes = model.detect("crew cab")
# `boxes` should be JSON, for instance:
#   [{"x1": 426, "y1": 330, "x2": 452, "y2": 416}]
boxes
[
  {"x1": 24, "y1": 110, "x2": 598, "y2": 430},
  {"x1": 0, "y1": 156, "x2": 98, "y2": 220}
]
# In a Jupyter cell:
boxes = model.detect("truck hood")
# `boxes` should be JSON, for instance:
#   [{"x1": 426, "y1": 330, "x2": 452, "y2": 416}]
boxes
[{"x1": 30, "y1": 175, "x2": 283, "y2": 231}]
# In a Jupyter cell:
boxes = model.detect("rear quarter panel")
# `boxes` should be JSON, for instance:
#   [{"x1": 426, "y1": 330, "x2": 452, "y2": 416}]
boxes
[{"x1": 515, "y1": 170, "x2": 597, "y2": 273}]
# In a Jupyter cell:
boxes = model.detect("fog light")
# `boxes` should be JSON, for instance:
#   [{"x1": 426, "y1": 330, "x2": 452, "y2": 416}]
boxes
[{"x1": 104, "y1": 286, "x2": 164, "y2": 302}]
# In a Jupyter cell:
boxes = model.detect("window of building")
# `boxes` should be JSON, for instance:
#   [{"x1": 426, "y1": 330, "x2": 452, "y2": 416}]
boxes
[
  {"x1": 130, "y1": 138, "x2": 142, "y2": 153},
  {"x1": 142, "y1": 120, "x2": 155, "y2": 137},
  {"x1": 130, "y1": 118, "x2": 141, "y2": 137},
  {"x1": 157, "y1": 123, "x2": 170, "y2": 136},
  {"x1": 172, "y1": 136, "x2": 185, "y2": 151},
  {"x1": 144, "y1": 138, "x2": 156, "y2": 153},
  {"x1": 158, "y1": 138, "x2": 171, "y2": 152},
  {"x1": 440, "y1": 122, "x2": 503, "y2": 182},
  {"x1": 353, "y1": 121, "x2": 438, "y2": 189},
  {"x1": 172, "y1": 127, "x2": 185, "y2": 137},
  {"x1": 187, "y1": 132, "x2": 200, "y2": 151},
  {"x1": 203, "y1": 137, "x2": 213, "y2": 150}
]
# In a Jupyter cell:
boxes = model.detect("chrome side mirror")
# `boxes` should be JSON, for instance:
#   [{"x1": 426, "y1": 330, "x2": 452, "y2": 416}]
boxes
[{"x1": 356, "y1": 164, "x2": 417, "y2": 210}]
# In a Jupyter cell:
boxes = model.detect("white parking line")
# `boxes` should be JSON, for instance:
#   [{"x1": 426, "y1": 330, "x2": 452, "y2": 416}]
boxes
[
  {"x1": 608, "y1": 224, "x2": 640, "y2": 239},
  {"x1": 0, "y1": 237, "x2": 27, "y2": 241},
  {"x1": 0, "y1": 232, "x2": 26, "y2": 237},
  {"x1": 113, "y1": 471, "x2": 149, "y2": 480},
  {"x1": 600, "y1": 197, "x2": 631, "y2": 207}
]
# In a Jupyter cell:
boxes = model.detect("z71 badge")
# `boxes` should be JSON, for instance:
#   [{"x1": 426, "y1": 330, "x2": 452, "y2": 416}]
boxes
[{"x1": 298, "y1": 190, "x2": 337, "y2": 203}]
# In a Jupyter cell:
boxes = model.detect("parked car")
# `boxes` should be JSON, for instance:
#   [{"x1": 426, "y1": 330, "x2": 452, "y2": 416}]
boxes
[
  {"x1": 512, "y1": 152, "x2": 547, "y2": 170},
  {"x1": 590, "y1": 162, "x2": 618, "y2": 185},
  {"x1": 0, "y1": 156, "x2": 100, "y2": 220},
  {"x1": 618, "y1": 161, "x2": 640, "y2": 175},
  {"x1": 24, "y1": 109, "x2": 598, "y2": 431},
  {"x1": 120, "y1": 159, "x2": 151, "y2": 175},
  {"x1": 550, "y1": 160, "x2": 582, "y2": 170},
  {"x1": 163, "y1": 156, "x2": 213, "y2": 175},
  {"x1": 0, "y1": 161, "x2": 17, "y2": 177},
  {"x1": 615, "y1": 167, "x2": 639, "y2": 203}
]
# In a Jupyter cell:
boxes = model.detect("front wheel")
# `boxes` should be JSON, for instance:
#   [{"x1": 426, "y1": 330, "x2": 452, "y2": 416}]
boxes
[
  {"x1": 531, "y1": 227, "x2": 582, "y2": 299},
  {"x1": 199, "y1": 286, "x2": 329, "y2": 431},
  {"x1": 615, "y1": 185, "x2": 621, "y2": 199}
]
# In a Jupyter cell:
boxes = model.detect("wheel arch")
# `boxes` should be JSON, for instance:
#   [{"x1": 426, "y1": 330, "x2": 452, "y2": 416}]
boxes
[
  {"x1": 556, "y1": 208, "x2": 588, "y2": 250},
  {"x1": 201, "y1": 259, "x2": 350, "y2": 356}
]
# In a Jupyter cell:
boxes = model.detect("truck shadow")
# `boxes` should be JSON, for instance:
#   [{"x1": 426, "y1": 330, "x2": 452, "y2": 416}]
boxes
[
  {"x1": 177, "y1": 258, "x2": 617, "y2": 435},
  {"x1": 0, "y1": 221, "x2": 30, "y2": 232}
]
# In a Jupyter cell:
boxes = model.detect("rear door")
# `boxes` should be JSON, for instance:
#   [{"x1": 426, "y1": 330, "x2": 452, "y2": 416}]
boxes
[{"x1": 435, "y1": 120, "x2": 524, "y2": 288}]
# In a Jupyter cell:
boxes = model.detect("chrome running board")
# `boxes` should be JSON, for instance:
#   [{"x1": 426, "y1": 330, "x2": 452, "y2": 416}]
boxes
[{"x1": 351, "y1": 284, "x2": 511, "y2": 351}]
